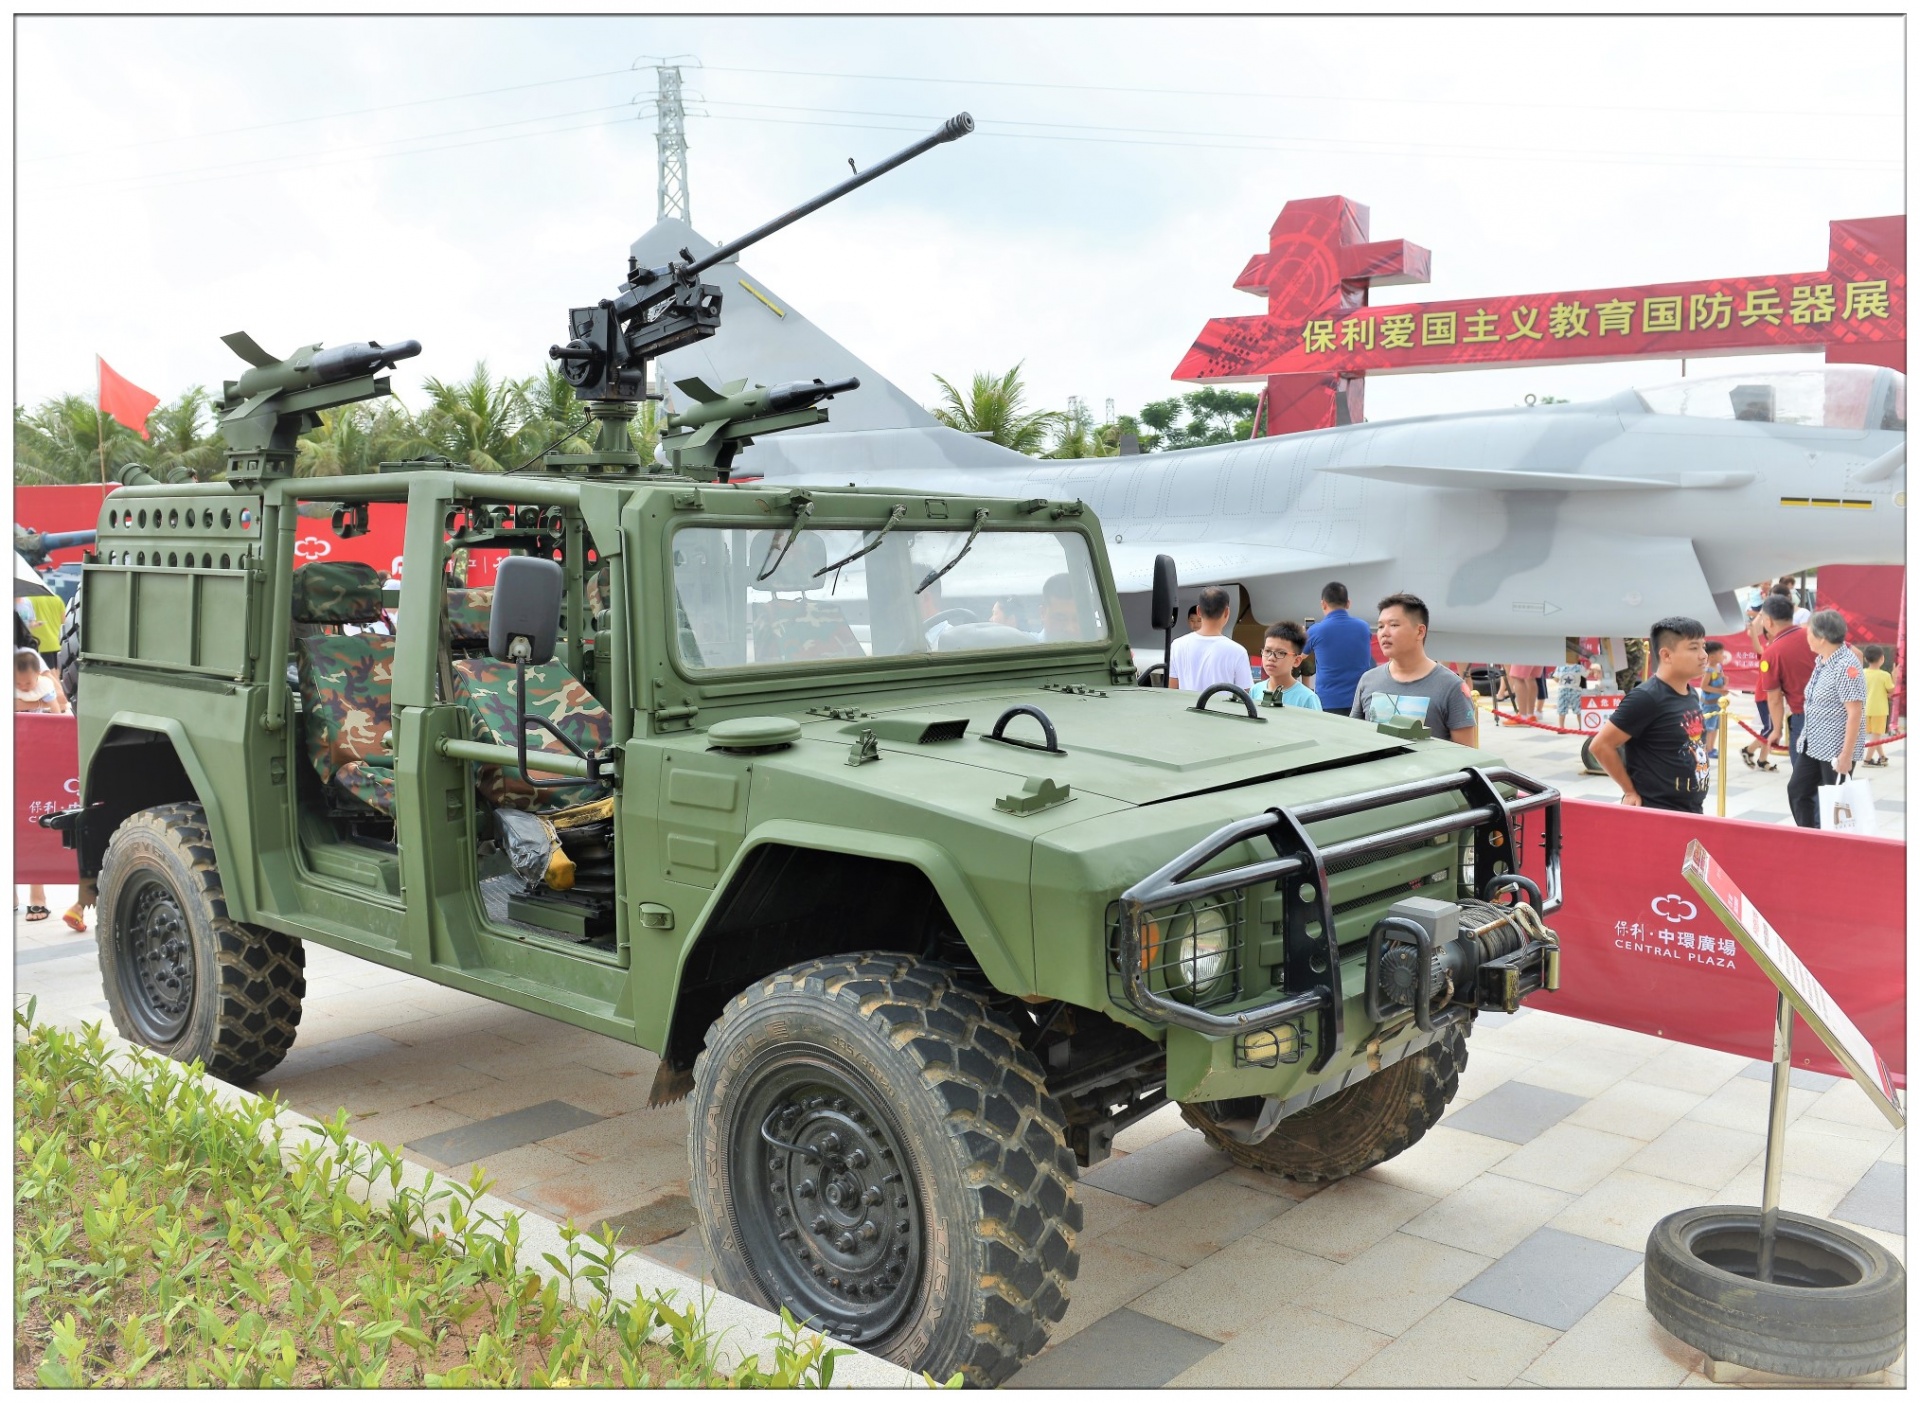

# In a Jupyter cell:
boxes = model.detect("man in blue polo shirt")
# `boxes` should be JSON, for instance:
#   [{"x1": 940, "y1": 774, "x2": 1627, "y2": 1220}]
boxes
[{"x1": 1305, "y1": 581, "x2": 1372, "y2": 714}]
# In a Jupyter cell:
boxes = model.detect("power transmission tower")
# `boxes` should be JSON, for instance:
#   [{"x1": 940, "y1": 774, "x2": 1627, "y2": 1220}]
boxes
[{"x1": 654, "y1": 63, "x2": 691, "y2": 225}]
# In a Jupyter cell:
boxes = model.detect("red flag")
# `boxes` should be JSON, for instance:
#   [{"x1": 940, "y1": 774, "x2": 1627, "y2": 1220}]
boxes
[{"x1": 98, "y1": 357, "x2": 159, "y2": 439}]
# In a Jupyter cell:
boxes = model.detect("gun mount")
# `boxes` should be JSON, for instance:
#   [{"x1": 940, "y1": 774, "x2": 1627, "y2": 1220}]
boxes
[
  {"x1": 545, "y1": 112, "x2": 974, "y2": 480},
  {"x1": 216, "y1": 332, "x2": 421, "y2": 484}
]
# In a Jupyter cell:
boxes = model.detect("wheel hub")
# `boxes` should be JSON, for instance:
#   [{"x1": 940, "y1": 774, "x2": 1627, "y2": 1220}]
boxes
[
  {"x1": 738, "y1": 1074, "x2": 924, "y2": 1342},
  {"x1": 119, "y1": 877, "x2": 194, "y2": 1042}
]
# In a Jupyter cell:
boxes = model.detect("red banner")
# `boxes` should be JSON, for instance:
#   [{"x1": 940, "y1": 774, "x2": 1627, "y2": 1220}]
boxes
[
  {"x1": 14, "y1": 714, "x2": 81, "y2": 885},
  {"x1": 1521, "y1": 798, "x2": 1904, "y2": 1086}
]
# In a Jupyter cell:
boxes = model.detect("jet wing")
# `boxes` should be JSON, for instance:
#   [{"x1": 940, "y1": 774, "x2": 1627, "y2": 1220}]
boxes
[
  {"x1": 1104, "y1": 540, "x2": 1385, "y2": 595},
  {"x1": 1320, "y1": 463, "x2": 1753, "y2": 492}
]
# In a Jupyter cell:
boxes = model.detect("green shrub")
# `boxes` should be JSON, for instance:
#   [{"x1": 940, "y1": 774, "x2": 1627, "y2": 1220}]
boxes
[{"x1": 13, "y1": 1004, "x2": 851, "y2": 1387}]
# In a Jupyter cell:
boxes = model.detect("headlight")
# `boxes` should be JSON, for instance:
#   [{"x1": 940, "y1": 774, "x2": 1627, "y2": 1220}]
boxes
[{"x1": 1166, "y1": 902, "x2": 1234, "y2": 1004}]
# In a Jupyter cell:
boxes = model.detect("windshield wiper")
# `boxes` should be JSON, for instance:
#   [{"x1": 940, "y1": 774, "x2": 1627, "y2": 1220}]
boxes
[
  {"x1": 815, "y1": 503, "x2": 906, "y2": 578},
  {"x1": 915, "y1": 509, "x2": 990, "y2": 595},
  {"x1": 755, "y1": 496, "x2": 816, "y2": 583}
]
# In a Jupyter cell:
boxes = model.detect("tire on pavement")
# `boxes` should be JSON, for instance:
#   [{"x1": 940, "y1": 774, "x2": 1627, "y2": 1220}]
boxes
[
  {"x1": 96, "y1": 802, "x2": 305, "y2": 1083},
  {"x1": 56, "y1": 578, "x2": 82, "y2": 705},
  {"x1": 688, "y1": 953, "x2": 1081, "y2": 1386},
  {"x1": 1644, "y1": 1204, "x2": 1906, "y2": 1379},
  {"x1": 1181, "y1": 1022, "x2": 1466, "y2": 1184}
]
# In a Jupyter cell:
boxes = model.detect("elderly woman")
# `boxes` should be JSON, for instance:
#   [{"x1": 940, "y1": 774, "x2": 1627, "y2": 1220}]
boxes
[{"x1": 1786, "y1": 609, "x2": 1869, "y2": 828}]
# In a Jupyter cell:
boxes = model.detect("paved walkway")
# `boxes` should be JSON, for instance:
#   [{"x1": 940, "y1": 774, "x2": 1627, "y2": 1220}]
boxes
[{"x1": 15, "y1": 885, "x2": 1902, "y2": 1388}]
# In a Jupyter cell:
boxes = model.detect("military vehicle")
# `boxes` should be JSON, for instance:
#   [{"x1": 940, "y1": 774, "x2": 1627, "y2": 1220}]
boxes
[{"x1": 48, "y1": 115, "x2": 1566, "y2": 1385}]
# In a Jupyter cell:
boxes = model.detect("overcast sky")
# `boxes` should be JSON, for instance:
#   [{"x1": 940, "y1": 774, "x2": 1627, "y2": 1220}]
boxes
[{"x1": 13, "y1": 14, "x2": 1905, "y2": 432}]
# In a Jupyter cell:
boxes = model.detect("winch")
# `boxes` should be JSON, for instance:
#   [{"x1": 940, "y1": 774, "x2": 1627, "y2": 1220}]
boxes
[{"x1": 1366, "y1": 893, "x2": 1559, "y2": 1031}]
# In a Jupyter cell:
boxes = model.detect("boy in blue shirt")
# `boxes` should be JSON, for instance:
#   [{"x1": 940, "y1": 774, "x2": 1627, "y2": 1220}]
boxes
[
  {"x1": 1304, "y1": 581, "x2": 1373, "y2": 713},
  {"x1": 1250, "y1": 621, "x2": 1323, "y2": 709}
]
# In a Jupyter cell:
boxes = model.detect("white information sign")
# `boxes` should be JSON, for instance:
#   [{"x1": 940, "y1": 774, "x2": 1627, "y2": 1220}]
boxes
[{"x1": 1683, "y1": 839, "x2": 1903, "y2": 1128}]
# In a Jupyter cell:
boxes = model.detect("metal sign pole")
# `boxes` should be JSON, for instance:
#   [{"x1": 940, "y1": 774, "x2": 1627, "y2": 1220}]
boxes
[{"x1": 1756, "y1": 991, "x2": 1792, "y2": 1284}]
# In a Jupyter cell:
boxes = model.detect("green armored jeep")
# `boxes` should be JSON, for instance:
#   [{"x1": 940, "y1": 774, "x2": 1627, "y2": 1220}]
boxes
[{"x1": 60, "y1": 462, "x2": 1564, "y2": 1383}]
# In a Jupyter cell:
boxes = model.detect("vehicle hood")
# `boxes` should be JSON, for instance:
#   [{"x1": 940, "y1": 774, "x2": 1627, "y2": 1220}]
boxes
[{"x1": 792, "y1": 683, "x2": 1412, "y2": 807}]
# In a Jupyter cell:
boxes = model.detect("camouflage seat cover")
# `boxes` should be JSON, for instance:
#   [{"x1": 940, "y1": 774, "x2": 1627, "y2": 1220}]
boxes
[
  {"x1": 293, "y1": 562, "x2": 396, "y2": 815},
  {"x1": 446, "y1": 587, "x2": 494, "y2": 649},
  {"x1": 751, "y1": 597, "x2": 863, "y2": 663},
  {"x1": 449, "y1": 656, "x2": 612, "y2": 811}
]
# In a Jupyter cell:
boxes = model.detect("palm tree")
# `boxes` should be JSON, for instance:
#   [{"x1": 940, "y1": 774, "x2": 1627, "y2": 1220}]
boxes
[
  {"x1": 13, "y1": 395, "x2": 148, "y2": 484},
  {"x1": 296, "y1": 399, "x2": 426, "y2": 477},
  {"x1": 417, "y1": 362, "x2": 530, "y2": 472},
  {"x1": 930, "y1": 364, "x2": 1065, "y2": 454}
]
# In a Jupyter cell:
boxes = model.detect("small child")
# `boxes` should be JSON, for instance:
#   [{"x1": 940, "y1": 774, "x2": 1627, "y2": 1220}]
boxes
[
  {"x1": 1862, "y1": 644, "x2": 1895, "y2": 768},
  {"x1": 1699, "y1": 641, "x2": 1727, "y2": 760},
  {"x1": 13, "y1": 647, "x2": 65, "y2": 714},
  {"x1": 1552, "y1": 656, "x2": 1587, "y2": 726}
]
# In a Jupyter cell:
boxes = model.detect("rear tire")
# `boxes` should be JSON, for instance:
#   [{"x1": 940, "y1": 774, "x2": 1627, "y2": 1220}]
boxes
[
  {"x1": 1645, "y1": 1205, "x2": 1905, "y2": 1378},
  {"x1": 1181, "y1": 1023, "x2": 1465, "y2": 1183},
  {"x1": 689, "y1": 954, "x2": 1080, "y2": 1386},
  {"x1": 56, "y1": 579, "x2": 81, "y2": 705},
  {"x1": 96, "y1": 803, "x2": 305, "y2": 1083}
]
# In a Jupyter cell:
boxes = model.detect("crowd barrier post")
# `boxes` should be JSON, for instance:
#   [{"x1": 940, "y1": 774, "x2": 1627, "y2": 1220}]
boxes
[{"x1": 1715, "y1": 694, "x2": 1733, "y2": 818}]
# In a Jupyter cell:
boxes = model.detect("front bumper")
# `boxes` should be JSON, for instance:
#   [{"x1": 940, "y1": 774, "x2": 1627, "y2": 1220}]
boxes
[{"x1": 1114, "y1": 765, "x2": 1561, "y2": 1072}]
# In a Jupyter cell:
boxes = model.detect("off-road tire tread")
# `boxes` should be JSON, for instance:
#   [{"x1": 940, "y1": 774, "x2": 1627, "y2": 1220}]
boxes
[
  {"x1": 56, "y1": 579, "x2": 81, "y2": 703},
  {"x1": 691, "y1": 954, "x2": 1081, "y2": 1387},
  {"x1": 1180, "y1": 1024, "x2": 1465, "y2": 1183},
  {"x1": 98, "y1": 803, "x2": 305, "y2": 1083}
]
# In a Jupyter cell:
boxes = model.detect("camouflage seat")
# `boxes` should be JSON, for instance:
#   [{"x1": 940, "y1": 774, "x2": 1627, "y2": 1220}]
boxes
[
  {"x1": 293, "y1": 562, "x2": 396, "y2": 816},
  {"x1": 445, "y1": 587, "x2": 494, "y2": 653},
  {"x1": 748, "y1": 530, "x2": 863, "y2": 663},
  {"x1": 450, "y1": 656, "x2": 612, "y2": 811}
]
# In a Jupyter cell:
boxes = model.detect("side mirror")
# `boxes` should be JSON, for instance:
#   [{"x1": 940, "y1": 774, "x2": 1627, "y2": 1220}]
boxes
[
  {"x1": 1150, "y1": 554, "x2": 1179, "y2": 632},
  {"x1": 490, "y1": 556, "x2": 563, "y2": 665}
]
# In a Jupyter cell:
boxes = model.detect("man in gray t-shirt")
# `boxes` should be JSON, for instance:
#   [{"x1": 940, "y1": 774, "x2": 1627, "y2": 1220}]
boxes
[{"x1": 1347, "y1": 593, "x2": 1479, "y2": 745}]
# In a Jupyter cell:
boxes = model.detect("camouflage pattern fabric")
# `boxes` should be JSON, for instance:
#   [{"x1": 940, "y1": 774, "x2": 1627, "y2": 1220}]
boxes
[
  {"x1": 751, "y1": 597, "x2": 864, "y2": 663},
  {"x1": 292, "y1": 561, "x2": 386, "y2": 624},
  {"x1": 297, "y1": 632, "x2": 397, "y2": 815},
  {"x1": 446, "y1": 587, "x2": 493, "y2": 646},
  {"x1": 450, "y1": 656, "x2": 612, "y2": 811}
]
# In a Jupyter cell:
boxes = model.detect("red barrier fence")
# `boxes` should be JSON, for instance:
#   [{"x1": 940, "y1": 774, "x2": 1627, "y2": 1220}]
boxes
[
  {"x1": 14, "y1": 714, "x2": 80, "y2": 885},
  {"x1": 1521, "y1": 798, "x2": 1904, "y2": 1086}
]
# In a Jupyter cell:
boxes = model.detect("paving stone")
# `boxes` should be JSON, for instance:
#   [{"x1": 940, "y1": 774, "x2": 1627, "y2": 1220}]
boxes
[
  {"x1": 1111, "y1": 1101, "x2": 1185, "y2": 1154},
  {"x1": 406, "y1": 1099, "x2": 602, "y2": 1165},
  {"x1": 1442, "y1": 1080, "x2": 1587, "y2": 1145},
  {"x1": 1043, "y1": 1237, "x2": 1183, "y2": 1345},
  {"x1": 1472, "y1": 1008, "x2": 1530, "y2": 1029},
  {"x1": 345, "y1": 1103, "x2": 476, "y2": 1157},
  {"x1": 1630, "y1": 1041, "x2": 1752, "y2": 1096},
  {"x1": 540, "y1": 1104, "x2": 689, "y2": 1166},
  {"x1": 1564, "y1": 1079, "x2": 1705, "y2": 1140},
  {"x1": 1075, "y1": 1183, "x2": 1156, "y2": 1242},
  {"x1": 1454, "y1": 1225, "x2": 1641, "y2": 1329},
  {"x1": 1101, "y1": 1175, "x2": 1293, "y2": 1267},
  {"x1": 1685, "y1": 1074, "x2": 1821, "y2": 1132},
  {"x1": 1520, "y1": 1293, "x2": 1702, "y2": 1386},
  {"x1": 1512, "y1": 1044, "x2": 1655, "y2": 1099},
  {"x1": 1833, "y1": 1160, "x2": 1906, "y2": 1234},
  {"x1": 1079, "y1": 1131, "x2": 1229, "y2": 1206},
  {"x1": 1307, "y1": 1230, "x2": 1494, "y2": 1336},
  {"x1": 256, "y1": 1031, "x2": 406, "y2": 1080},
  {"x1": 1361, "y1": 1125, "x2": 1516, "y2": 1198},
  {"x1": 1009, "y1": 1307, "x2": 1218, "y2": 1389},
  {"x1": 1625, "y1": 1117, "x2": 1767, "y2": 1190},
  {"x1": 1738, "y1": 1060, "x2": 1842, "y2": 1091},
  {"x1": 441, "y1": 1142, "x2": 582, "y2": 1196},
  {"x1": 1803, "y1": 1080, "x2": 1910, "y2": 1131},
  {"x1": 1448, "y1": 1045, "x2": 1535, "y2": 1106},
  {"x1": 1254, "y1": 1175, "x2": 1436, "y2": 1263},
  {"x1": 15, "y1": 937, "x2": 96, "y2": 966},
  {"x1": 1712, "y1": 1165, "x2": 1848, "y2": 1221},
  {"x1": 1493, "y1": 1122, "x2": 1647, "y2": 1194},
  {"x1": 514, "y1": 1154, "x2": 689, "y2": 1227},
  {"x1": 1766, "y1": 1116, "x2": 1900, "y2": 1187},
  {"x1": 1130, "y1": 1233, "x2": 1342, "y2": 1340},
  {"x1": 1548, "y1": 1169, "x2": 1717, "y2": 1251},
  {"x1": 1341, "y1": 1297, "x2": 1560, "y2": 1388},
  {"x1": 1164, "y1": 1303, "x2": 1388, "y2": 1387},
  {"x1": 1401, "y1": 1172, "x2": 1575, "y2": 1258},
  {"x1": 637, "y1": 1229, "x2": 712, "y2": 1283},
  {"x1": 598, "y1": 1190, "x2": 697, "y2": 1247}
]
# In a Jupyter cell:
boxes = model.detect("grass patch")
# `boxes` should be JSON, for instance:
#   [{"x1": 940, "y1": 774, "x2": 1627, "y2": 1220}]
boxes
[{"x1": 13, "y1": 1005, "x2": 852, "y2": 1387}]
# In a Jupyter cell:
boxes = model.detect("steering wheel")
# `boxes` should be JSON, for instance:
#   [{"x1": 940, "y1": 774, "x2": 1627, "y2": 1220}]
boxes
[{"x1": 923, "y1": 608, "x2": 979, "y2": 633}]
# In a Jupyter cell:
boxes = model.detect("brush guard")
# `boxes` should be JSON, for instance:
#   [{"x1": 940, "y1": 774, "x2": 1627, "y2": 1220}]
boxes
[{"x1": 1113, "y1": 766, "x2": 1561, "y2": 1072}]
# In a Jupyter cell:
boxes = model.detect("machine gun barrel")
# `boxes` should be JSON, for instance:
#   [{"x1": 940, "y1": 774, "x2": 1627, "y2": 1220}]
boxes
[{"x1": 684, "y1": 113, "x2": 974, "y2": 277}]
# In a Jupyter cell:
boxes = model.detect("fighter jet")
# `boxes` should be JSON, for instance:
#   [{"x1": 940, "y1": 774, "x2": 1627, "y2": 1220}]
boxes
[{"x1": 637, "y1": 219, "x2": 1906, "y2": 665}]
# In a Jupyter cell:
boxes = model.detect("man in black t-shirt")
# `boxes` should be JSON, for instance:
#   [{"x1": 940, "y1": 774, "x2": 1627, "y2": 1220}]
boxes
[{"x1": 1588, "y1": 616, "x2": 1710, "y2": 813}]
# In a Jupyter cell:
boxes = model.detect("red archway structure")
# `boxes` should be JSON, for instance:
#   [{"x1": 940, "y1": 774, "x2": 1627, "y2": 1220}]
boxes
[{"x1": 1173, "y1": 197, "x2": 1904, "y2": 437}]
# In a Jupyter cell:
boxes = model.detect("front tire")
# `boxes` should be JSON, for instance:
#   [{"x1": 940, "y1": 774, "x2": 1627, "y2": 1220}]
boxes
[
  {"x1": 56, "y1": 580, "x2": 81, "y2": 704},
  {"x1": 688, "y1": 955, "x2": 1081, "y2": 1386},
  {"x1": 96, "y1": 803, "x2": 305, "y2": 1082},
  {"x1": 1182, "y1": 1023, "x2": 1465, "y2": 1183}
]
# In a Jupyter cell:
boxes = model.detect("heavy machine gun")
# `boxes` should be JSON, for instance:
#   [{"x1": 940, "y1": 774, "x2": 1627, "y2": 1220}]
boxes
[{"x1": 546, "y1": 112, "x2": 974, "y2": 480}]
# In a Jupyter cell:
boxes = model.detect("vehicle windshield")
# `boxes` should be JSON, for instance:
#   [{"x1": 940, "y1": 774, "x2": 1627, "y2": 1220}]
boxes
[
  {"x1": 671, "y1": 523, "x2": 1109, "y2": 670},
  {"x1": 1635, "y1": 365, "x2": 1900, "y2": 430}
]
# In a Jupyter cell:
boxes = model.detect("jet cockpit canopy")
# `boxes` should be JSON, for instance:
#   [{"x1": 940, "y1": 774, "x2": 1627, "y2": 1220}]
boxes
[{"x1": 1635, "y1": 364, "x2": 1904, "y2": 432}]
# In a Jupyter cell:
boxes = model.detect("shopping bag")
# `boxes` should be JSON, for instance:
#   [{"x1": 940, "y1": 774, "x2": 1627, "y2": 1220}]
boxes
[{"x1": 1818, "y1": 775, "x2": 1879, "y2": 836}]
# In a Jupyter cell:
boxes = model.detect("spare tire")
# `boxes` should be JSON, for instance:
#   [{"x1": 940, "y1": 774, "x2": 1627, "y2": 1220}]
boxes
[
  {"x1": 1644, "y1": 1205, "x2": 1905, "y2": 1379},
  {"x1": 56, "y1": 578, "x2": 82, "y2": 705}
]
